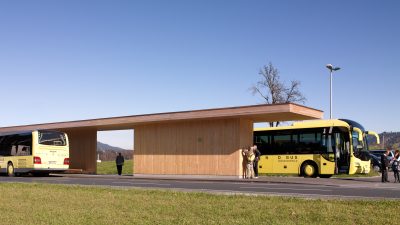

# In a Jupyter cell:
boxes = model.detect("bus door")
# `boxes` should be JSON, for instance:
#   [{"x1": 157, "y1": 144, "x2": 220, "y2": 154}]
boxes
[
  {"x1": 334, "y1": 131, "x2": 350, "y2": 174},
  {"x1": 321, "y1": 128, "x2": 350, "y2": 174},
  {"x1": 320, "y1": 128, "x2": 335, "y2": 175},
  {"x1": 349, "y1": 127, "x2": 370, "y2": 174}
]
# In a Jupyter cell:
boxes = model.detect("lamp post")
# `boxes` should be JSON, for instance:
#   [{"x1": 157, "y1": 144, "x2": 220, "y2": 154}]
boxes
[{"x1": 326, "y1": 64, "x2": 341, "y2": 119}]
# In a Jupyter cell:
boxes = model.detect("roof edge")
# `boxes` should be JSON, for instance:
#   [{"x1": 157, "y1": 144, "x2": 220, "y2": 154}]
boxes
[{"x1": 0, "y1": 103, "x2": 323, "y2": 130}]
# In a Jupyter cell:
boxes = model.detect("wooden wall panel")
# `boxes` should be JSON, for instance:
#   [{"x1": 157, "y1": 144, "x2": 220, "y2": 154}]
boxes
[
  {"x1": 134, "y1": 118, "x2": 253, "y2": 176},
  {"x1": 62, "y1": 129, "x2": 97, "y2": 174}
]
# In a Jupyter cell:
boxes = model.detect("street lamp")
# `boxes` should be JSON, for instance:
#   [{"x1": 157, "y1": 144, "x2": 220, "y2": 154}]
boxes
[{"x1": 326, "y1": 64, "x2": 340, "y2": 119}]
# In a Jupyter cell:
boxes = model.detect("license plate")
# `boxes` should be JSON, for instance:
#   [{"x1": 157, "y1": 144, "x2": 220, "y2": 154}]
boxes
[{"x1": 48, "y1": 161, "x2": 56, "y2": 164}]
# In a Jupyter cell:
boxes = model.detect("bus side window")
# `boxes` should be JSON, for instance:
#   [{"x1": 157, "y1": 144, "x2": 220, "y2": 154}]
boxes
[
  {"x1": 11, "y1": 145, "x2": 17, "y2": 156},
  {"x1": 0, "y1": 137, "x2": 6, "y2": 156},
  {"x1": 0, "y1": 134, "x2": 32, "y2": 156},
  {"x1": 17, "y1": 146, "x2": 30, "y2": 156},
  {"x1": 298, "y1": 132, "x2": 319, "y2": 154},
  {"x1": 16, "y1": 134, "x2": 32, "y2": 156},
  {"x1": 274, "y1": 133, "x2": 293, "y2": 154},
  {"x1": 254, "y1": 132, "x2": 271, "y2": 155}
]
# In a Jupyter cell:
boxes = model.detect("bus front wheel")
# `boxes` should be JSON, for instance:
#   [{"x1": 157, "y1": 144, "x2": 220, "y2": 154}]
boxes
[
  {"x1": 301, "y1": 162, "x2": 318, "y2": 178},
  {"x1": 7, "y1": 163, "x2": 15, "y2": 177}
]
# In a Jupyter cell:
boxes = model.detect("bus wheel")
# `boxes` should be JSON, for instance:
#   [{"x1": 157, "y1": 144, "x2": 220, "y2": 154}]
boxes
[
  {"x1": 301, "y1": 162, "x2": 318, "y2": 178},
  {"x1": 7, "y1": 163, "x2": 15, "y2": 177},
  {"x1": 319, "y1": 175, "x2": 332, "y2": 178}
]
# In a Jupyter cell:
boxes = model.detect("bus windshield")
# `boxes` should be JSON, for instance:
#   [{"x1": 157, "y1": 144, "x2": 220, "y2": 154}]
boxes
[
  {"x1": 352, "y1": 129, "x2": 369, "y2": 160},
  {"x1": 38, "y1": 131, "x2": 67, "y2": 146}
]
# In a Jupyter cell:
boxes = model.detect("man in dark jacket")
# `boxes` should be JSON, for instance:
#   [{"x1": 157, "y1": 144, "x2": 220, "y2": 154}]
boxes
[
  {"x1": 115, "y1": 153, "x2": 125, "y2": 176},
  {"x1": 381, "y1": 149, "x2": 390, "y2": 182},
  {"x1": 253, "y1": 145, "x2": 261, "y2": 178}
]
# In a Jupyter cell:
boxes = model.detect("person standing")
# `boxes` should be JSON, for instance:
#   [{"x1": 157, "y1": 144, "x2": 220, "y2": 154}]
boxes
[
  {"x1": 115, "y1": 153, "x2": 125, "y2": 176},
  {"x1": 241, "y1": 148, "x2": 249, "y2": 179},
  {"x1": 253, "y1": 145, "x2": 261, "y2": 178},
  {"x1": 392, "y1": 150, "x2": 400, "y2": 183},
  {"x1": 246, "y1": 148, "x2": 256, "y2": 179},
  {"x1": 381, "y1": 149, "x2": 390, "y2": 183}
]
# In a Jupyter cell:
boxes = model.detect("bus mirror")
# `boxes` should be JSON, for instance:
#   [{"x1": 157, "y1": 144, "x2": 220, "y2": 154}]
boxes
[
  {"x1": 366, "y1": 131, "x2": 380, "y2": 145},
  {"x1": 353, "y1": 127, "x2": 363, "y2": 142}
]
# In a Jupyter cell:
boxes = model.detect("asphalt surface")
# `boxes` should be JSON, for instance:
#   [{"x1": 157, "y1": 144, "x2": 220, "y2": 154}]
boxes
[{"x1": 1, "y1": 173, "x2": 400, "y2": 200}]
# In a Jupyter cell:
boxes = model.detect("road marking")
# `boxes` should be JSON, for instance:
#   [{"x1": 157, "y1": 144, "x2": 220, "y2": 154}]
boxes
[
  {"x1": 32, "y1": 179, "x2": 72, "y2": 182},
  {"x1": 112, "y1": 182, "x2": 171, "y2": 186},
  {"x1": 155, "y1": 187, "x2": 398, "y2": 200},
  {"x1": 239, "y1": 186, "x2": 332, "y2": 192},
  {"x1": 337, "y1": 184, "x2": 400, "y2": 190}
]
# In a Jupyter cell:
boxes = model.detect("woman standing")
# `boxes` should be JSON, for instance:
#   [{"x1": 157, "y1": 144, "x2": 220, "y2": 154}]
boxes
[
  {"x1": 241, "y1": 147, "x2": 249, "y2": 179},
  {"x1": 392, "y1": 150, "x2": 400, "y2": 183},
  {"x1": 246, "y1": 147, "x2": 256, "y2": 179}
]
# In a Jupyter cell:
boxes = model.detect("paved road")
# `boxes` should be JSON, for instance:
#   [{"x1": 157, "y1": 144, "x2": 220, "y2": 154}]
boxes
[{"x1": 1, "y1": 174, "x2": 400, "y2": 199}]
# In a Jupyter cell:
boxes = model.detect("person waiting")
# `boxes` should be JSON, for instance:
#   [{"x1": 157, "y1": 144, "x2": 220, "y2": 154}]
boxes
[
  {"x1": 241, "y1": 147, "x2": 249, "y2": 179},
  {"x1": 381, "y1": 149, "x2": 390, "y2": 183},
  {"x1": 253, "y1": 145, "x2": 261, "y2": 178},
  {"x1": 392, "y1": 150, "x2": 400, "y2": 183},
  {"x1": 115, "y1": 153, "x2": 125, "y2": 176},
  {"x1": 246, "y1": 148, "x2": 256, "y2": 179}
]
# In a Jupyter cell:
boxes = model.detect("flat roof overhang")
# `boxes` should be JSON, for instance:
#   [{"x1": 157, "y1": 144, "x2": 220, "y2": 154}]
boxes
[{"x1": 0, "y1": 103, "x2": 323, "y2": 133}]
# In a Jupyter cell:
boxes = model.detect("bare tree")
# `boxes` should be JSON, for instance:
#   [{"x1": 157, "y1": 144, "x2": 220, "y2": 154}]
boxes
[{"x1": 251, "y1": 62, "x2": 306, "y2": 127}]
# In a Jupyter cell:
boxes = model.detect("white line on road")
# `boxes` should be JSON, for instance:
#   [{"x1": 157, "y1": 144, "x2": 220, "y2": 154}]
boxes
[
  {"x1": 159, "y1": 187, "x2": 396, "y2": 200},
  {"x1": 239, "y1": 186, "x2": 332, "y2": 192},
  {"x1": 112, "y1": 182, "x2": 171, "y2": 186}
]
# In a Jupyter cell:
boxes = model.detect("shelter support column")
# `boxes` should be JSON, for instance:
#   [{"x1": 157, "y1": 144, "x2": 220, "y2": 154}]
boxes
[{"x1": 63, "y1": 129, "x2": 97, "y2": 174}]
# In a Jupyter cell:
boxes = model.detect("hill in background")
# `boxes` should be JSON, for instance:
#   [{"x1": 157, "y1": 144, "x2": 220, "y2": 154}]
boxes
[
  {"x1": 368, "y1": 132, "x2": 400, "y2": 150},
  {"x1": 97, "y1": 142, "x2": 133, "y2": 161}
]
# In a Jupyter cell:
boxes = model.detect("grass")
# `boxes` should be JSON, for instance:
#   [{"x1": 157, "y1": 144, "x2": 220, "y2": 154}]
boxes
[
  {"x1": 97, "y1": 160, "x2": 133, "y2": 175},
  {"x1": 333, "y1": 170, "x2": 380, "y2": 178},
  {"x1": 0, "y1": 182, "x2": 398, "y2": 225}
]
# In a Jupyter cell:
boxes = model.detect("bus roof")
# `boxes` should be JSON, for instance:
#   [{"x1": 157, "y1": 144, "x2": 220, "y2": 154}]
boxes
[
  {"x1": 339, "y1": 119, "x2": 366, "y2": 132},
  {"x1": 0, "y1": 130, "x2": 34, "y2": 136},
  {"x1": 0, "y1": 130, "x2": 64, "y2": 137},
  {"x1": 254, "y1": 119, "x2": 351, "y2": 131}
]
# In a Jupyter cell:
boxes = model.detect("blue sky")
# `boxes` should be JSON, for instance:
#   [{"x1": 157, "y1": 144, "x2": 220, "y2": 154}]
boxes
[{"x1": 0, "y1": 1, "x2": 399, "y2": 149}]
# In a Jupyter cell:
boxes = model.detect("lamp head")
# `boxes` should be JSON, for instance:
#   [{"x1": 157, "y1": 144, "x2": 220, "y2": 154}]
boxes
[{"x1": 326, "y1": 64, "x2": 340, "y2": 71}]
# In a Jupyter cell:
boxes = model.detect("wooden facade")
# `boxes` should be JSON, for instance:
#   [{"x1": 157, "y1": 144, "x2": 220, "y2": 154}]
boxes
[
  {"x1": 134, "y1": 118, "x2": 252, "y2": 176},
  {"x1": 62, "y1": 129, "x2": 97, "y2": 173},
  {"x1": 0, "y1": 104, "x2": 323, "y2": 176}
]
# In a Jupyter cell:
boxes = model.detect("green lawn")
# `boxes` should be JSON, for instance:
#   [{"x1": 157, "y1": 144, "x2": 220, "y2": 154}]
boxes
[
  {"x1": 97, "y1": 160, "x2": 133, "y2": 175},
  {"x1": 0, "y1": 182, "x2": 398, "y2": 225},
  {"x1": 333, "y1": 170, "x2": 380, "y2": 178}
]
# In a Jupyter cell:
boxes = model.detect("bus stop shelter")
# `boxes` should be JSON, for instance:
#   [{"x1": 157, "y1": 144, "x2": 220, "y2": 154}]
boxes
[{"x1": 0, "y1": 103, "x2": 323, "y2": 177}]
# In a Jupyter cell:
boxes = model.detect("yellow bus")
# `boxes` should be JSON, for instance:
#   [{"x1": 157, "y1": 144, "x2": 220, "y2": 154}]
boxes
[
  {"x1": 254, "y1": 119, "x2": 380, "y2": 178},
  {"x1": 0, "y1": 130, "x2": 69, "y2": 176}
]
